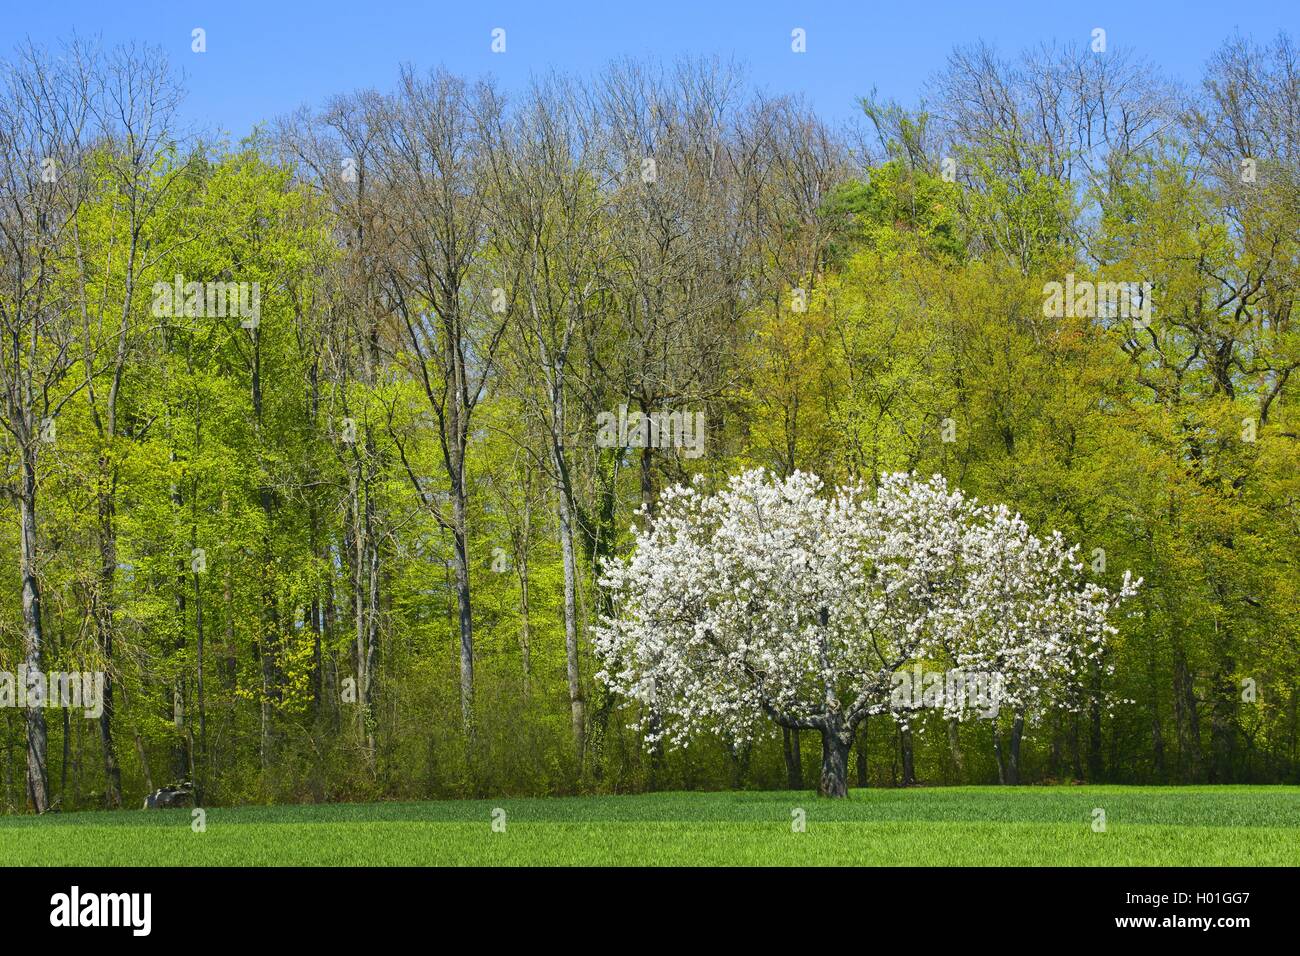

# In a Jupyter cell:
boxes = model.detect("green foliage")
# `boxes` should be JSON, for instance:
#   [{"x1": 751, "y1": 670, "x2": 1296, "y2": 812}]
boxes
[{"x1": 2, "y1": 35, "x2": 1298, "y2": 813}]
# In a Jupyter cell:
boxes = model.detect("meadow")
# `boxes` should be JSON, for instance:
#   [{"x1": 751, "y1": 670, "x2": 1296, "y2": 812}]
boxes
[{"x1": 2, "y1": 787, "x2": 1295, "y2": 866}]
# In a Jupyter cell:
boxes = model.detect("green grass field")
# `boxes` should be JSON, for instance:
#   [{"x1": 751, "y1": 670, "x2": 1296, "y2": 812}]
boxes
[{"x1": 2, "y1": 786, "x2": 1296, "y2": 865}]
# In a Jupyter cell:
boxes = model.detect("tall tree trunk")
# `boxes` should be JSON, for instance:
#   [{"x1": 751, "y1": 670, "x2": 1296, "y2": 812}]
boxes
[
  {"x1": 252, "y1": 331, "x2": 279, "y2": 769},
  {"x1": 323, "y1": 572, "x2": 340, "y2": 728},
  {"x1": 347, "y1": 480, "x2": 368, "y2": 749},
  {"x1": 193, "y1": 556, "x2": 207, "y2": 804},
  {"x1": 134, "y1": 731, "x2": 153, "y2": 795},
  {"x1": 546, "y1": 356, "x2": 584, "y2": 765},
  {"x1": 171, "y1": 476, "x2": 191, "y2": 784},
  {"x1": 993, "y1": 722, "x2": 1007, "y2": 785},
  {"x1": 1007, "y1": 712, "x2": 1025, "y2": 785},
  {"x1": 60, "y1": 703, "x2": 69, "y2": 801},
  {"x1": 1049, "y1": 716, "x2": 1063, "y2": 779},
  {"x1": 19, "y1": 450, "x2": 49, "y2": 813},
  {"x1": 307, "y1": 503, "x2": 323, "y2": 717},
  {"x1": 1142, "y1": 589, "x2": 1166, "y2": 782},
  {"x1": 450, "y1": 458, "x2": 475, "y2": 752},
  {"x1": 1088, "y1": 661, "x2": 1104, "y2": 781},
  {"x1": 1148, "y1": 668, "x2": 1167, "y2": 783},
  {"x1": 221, "y1": 495, "x2": 237, "y2": 690},
  {"x1": 364, "y1": 481, "x2": 380, "y2": 760},
  {"x1": 1208, "y1": 616, "x2": 1238, "y2": 783},
  {"x1": 258, "y1": 534, "x2": 276, "y2": 770},
  {"x1": 580, "y1": 447, "x2": 621, "y2": 778},
  {"x1": 1171, "y1": 635, "x2": 1203, "y2": 782},
  {"x1": 3, "y1": 712, "x2": 13, "y2": 808},
  {"x1": 639, "y1": 442, "x2": 655, "y2": 516},
  {"x1": 93, "y1": 468, "x2": 123, "y2": 807},
  {"x1": 73, "y1": 705, "x2": 83, "y2": 809},
  {"x1": 1070, "y1": 714, "x2": 1083, "y2": 780},
  {"x1": 855, "y1": 716, "x2": 869, "y2": 788},
  {"x1": 557, "y1": 486, "x2": 585, "y2": 764},
  {"x1": 947, "y1": 718, "x2": 965, "y2": 780},
  {"x1": 783, "y1": 727, "x2": 803, "y2": 789},
  {"x1": 900, "y1": 725, "x2": 916, "y2": 786},
  {"x1": 517, "y1": 559, "x2": 532, "y2": 699}
]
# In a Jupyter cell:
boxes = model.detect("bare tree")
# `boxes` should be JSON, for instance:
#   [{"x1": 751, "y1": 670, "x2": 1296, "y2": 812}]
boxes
[
  {"x1": 926, "y1": 40, "x2": 1179, "y2": 264},
  {"x1": 0, "y1": 40, "x2": 97, "y2": 812},
  {"x1": 484, "y1": 76, "x2": 613, "y2": 764},
  {"x1": 375, "y1": 68, "x2": 510, "y2": 749},
  {"x1": 280, "y1": 89, "x2": 394, "y2": 767},
  {"x1": 595, "y1": 58, "x2": 754, "y2": 513}
]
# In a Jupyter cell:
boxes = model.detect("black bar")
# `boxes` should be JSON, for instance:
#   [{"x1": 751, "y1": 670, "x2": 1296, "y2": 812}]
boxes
[{"x1": 2, "y1": 866, "x2": 1286, "y2": 943}]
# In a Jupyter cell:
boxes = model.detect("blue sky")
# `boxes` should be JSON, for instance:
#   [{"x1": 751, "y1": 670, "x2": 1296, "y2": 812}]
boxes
[{"x1": 6, "y1": 1, "x2": 1297, "y2": 136}]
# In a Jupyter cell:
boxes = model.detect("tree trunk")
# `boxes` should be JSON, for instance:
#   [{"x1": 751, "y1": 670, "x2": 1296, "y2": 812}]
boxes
[
  {"x1": 450, "y1": 466, "x2": 475, "y2": 751},
  {"x1": 900, "y1": 725, "x2": 916, "y2": 786},
  {"x1": 252, "y1": 332, "x2": 280, "y2": 770},
  {"x1": 19, "y1": 451, "x2": 49, "y2": 813},
  {"x1": 347, "y1": 483, "x2": 367, "y2": 744},
  {"x1": 946, "y1": 718, "x2": 965, "y2": 780},
  {"x1": 1049, "y1": 716, "x2": 1063, "y2": 779},
  {"x1": 222, "y1": 532, "x2": 238, "y2": 689},
  {"x1": 193, "y1": 560, "x2": 207, "y2": 805},
  {"x1": 134, "y1": 731, "x2": 153, "y2": 794},
  {"x1": 1172, "y1": 642, "x2": 1203, "y2": 782},
  {"x1": 94, "y1": 469, "x2": 123, "y2": 807},
  {"x1": 1007, "y1": 712, "x2": 1024, "y2": 785},
  {"x1": 545, "y1": 353, "x2": 585, "y2": 766},
  {"x1": 517, "y1": 561, "x2": 532, "y2": 699},
  {"x1": 346, "y1": 434, "x2": 382, "y2": 768},
  {"x1": 1070, "y1": 714, "x2": 1083, "y2": 779},
  {"x1": 782, "y1": 727, "x2": 803, "y2": 789},
  {"x1": 73, "y1": 706, "x2": 83, "y2": 809},
  {"x1": 308, "y1": 504, "x2": 323, "y2": 717},
  {"x1": 1209, "y1": 616, "x2": 1238, "y2": 783},
  {"x1": 1088, "y1": 664, "x2": 1104, "y2": 781},
  {"x1": 1143, "y1": 593, "x2": 1166, "y2": 782},
  {"x1": 992, "y1": 722, "x2": 1007, "y2": 785},
  {"x1": 60, "y1": 704, "x2": 69, "y2": 801},
  {"x1": 516, "y1": 494, "x2": 532, "y2": 699},
  {"x1": 171, "y1": 477, "x2": 191, "y2": 784},
  {"x1": 855, "y1": 716, "x2": 869, "y2": 788},
  {"x1": 557, "y1": 486, "x2": 585, "y2": 764},
  {"x1": 578, "y1": 447, "x2": 620, "y2": 779},
  {"x1": 639, "y1": 442, "x2": 655, "y2": 516},
  {"x1": 818, "y1": 726, "x2": 850, "y2": 798},
  {"x1": 364, "y1": 482, "x2": 380, "y2": 760}
]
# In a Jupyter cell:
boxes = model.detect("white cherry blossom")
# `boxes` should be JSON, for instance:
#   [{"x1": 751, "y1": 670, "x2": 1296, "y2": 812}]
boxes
[{"x1": 594, "y1": 469, "x2": 1138, "y2": 796}]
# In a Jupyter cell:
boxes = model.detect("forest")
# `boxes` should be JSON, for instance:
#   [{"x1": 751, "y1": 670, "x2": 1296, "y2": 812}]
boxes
[{"x1": 1, "y1": 30, "x2": 1297, "y2": 814}]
